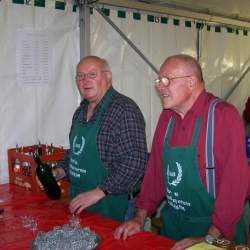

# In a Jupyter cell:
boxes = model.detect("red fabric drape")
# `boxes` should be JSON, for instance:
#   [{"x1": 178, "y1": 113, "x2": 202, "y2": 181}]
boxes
[{"x1": 0, "y1": 184, "x2": 175, "y2": 250}]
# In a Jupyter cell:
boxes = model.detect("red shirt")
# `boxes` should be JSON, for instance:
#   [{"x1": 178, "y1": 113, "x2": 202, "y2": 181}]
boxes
[{"x1": 136, "y1": 90, "x2": 249, "y2": 240}]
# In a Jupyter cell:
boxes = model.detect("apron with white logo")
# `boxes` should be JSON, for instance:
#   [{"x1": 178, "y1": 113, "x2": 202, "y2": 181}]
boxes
[
  {"x1": 161, "y1": 117, "x2": 246, "y2": 244},
  {"x1": 69, "y1": 88, "x2": 128, "y2": 221}
]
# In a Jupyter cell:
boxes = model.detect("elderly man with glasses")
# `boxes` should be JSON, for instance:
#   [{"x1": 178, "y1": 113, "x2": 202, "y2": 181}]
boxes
[
  {"x1": 52, "y1": 55, "x2": 148, "y2": 221},
  {"x1": 114, "y1": 54, "x2": 249, "y2": 248}
]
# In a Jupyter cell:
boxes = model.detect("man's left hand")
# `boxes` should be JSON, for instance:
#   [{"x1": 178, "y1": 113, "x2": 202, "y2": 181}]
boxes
[
  {"x1": 69, "y1": 187, "x2": 105, "y2": 214},
  {"x1": 170, "y1": 237, "x2": 204, "y2": 250}
]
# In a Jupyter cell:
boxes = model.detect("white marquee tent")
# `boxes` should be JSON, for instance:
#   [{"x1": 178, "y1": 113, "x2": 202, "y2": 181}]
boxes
[{"x1": 0, "y1": 0, "x2": 250, "y2": 184}]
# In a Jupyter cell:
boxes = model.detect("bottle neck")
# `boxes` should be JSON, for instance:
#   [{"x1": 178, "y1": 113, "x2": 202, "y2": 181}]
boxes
[{"x1": 34, "y1": 156, "x2": 42, "y2": 165}]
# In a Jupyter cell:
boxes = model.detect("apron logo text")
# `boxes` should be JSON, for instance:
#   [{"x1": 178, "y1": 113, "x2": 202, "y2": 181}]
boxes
[
  {"x1": 167, "y1": 162, "x2": 182, "y2": 187},
  {"x1": 72, "y1": 136, "x2": 85, "y2": 156},
  {"x1": 166, "y1": 188, "x2": 191, "y2": 211},
  {"x1": 69, "y1": 162, "x2": 87, "y2": 179}
]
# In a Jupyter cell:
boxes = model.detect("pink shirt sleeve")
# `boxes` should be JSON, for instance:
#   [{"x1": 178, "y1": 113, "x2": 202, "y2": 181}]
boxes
[
  {"x1": 211, "y1": 103, "x2": 249, "y2": 239},
  {"x1": 136, "y1": 111, "x2": 168, "y2": 215}
]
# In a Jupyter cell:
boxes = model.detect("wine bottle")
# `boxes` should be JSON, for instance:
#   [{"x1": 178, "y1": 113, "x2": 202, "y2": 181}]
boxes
[
  {"x1": 37, "y1": 141, "x2": 43, "y2": 156},
  {"x1": 34, "y1": 156, "x2": 61, "y2": 200}
]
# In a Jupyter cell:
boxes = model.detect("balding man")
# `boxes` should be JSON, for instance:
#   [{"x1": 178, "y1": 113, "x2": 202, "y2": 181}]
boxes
[
  {"x1": 114, "y1": 54, "x2": 249, "y2": 248},
  {"x1": 53, "y1": 56, "x2": 148, "y2": 221}
]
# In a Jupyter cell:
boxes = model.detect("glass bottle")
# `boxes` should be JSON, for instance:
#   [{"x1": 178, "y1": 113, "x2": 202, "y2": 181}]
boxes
[
  {"x1": 37, "y1": 141, "x2": 43, "y2": 157},
  {"x1": 34, "y1": 156, "x2": 61, "y2": 200},
  {"x1": 13, "y1": 158, "x2": 21, "y2": 174}
]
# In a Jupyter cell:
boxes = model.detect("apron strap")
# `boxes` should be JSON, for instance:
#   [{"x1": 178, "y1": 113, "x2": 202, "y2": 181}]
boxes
[
  {"x1": 164, "y1": 117, "x2": 175, "y2": 145},
  {"x1": 191, "y1": 117, "x2": 201, "y2": 147},
  {"x1": 165, "y1": 116, "x2": 201, "y2": 147},
  {"x1": 205, "y1": 98, "x2": 223, "y2": 199}
]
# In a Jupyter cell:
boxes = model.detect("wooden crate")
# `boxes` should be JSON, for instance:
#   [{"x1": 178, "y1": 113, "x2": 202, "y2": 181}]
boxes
[{"x1": 8, "y1": 144, "x2": 69, "y2": 195}]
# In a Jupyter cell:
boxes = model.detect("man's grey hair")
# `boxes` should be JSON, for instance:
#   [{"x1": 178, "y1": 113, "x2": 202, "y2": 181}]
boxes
[
  {"x1": 166, "y1": 54, "x2": 204, "y2": 81},
  {"x1": 79, "y1": 55, "x2": 111, "y2": 71}
]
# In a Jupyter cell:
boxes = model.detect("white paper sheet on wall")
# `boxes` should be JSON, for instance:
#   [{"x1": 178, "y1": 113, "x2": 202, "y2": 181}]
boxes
[{"x1": 16, "y1": 30, "x2": 50, "y2": 86}]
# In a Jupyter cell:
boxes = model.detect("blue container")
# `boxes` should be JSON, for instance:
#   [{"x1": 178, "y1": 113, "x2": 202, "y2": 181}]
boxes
[{"x1": 246, "y1": 136, "x2": 250, "y2": 161}]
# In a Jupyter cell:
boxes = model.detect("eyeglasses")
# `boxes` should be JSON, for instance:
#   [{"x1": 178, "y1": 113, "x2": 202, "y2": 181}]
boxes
[
  {"x1": 154, "y1": 75, "x2": 192, "y2": 86},
  {"x1": 75, "y1": 70, "x2": 109, "y2": 81},
  {"x1": 75, "y1": 71, "x2": 98, "y2": 81}
]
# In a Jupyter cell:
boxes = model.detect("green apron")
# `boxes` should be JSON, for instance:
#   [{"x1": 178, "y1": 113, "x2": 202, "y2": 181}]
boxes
[
  {"x1": 69, "y1": 87, "x2": 128, "y2": 221},
  {"x1": 161, "y1": 117, "x2": 247, "y2": 244}
]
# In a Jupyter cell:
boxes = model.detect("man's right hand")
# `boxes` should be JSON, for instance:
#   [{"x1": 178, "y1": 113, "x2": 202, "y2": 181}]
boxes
[
  {"x1": 114, "y1": 208, "x2": 147, "y2": 240},
  {"x1": 113, "y1": 218, "x2": 143, "y2": 240}
]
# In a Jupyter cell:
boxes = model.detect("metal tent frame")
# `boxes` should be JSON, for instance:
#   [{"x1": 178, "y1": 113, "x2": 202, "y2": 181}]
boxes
[{"x1": 75, "y1": 0, "x2": 250, "y2": 100}]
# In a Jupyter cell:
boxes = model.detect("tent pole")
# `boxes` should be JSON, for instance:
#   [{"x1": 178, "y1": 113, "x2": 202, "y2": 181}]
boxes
[
  {"x1": 224, "y1": 66, "x2": 250, "y2": 100},
  {"x1": 93, "y1": 4, "x2": 159, "y2": 74},
  {"x1": 196, "y1": 27, "x2": 202, "y2": 62},
  {"x1": 77, "y1": 1, "x2": 91, "y2": 58}
]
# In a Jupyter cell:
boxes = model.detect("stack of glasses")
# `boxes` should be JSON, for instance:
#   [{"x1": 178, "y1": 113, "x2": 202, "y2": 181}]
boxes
[{"x1": 31, "y1": 215, "x2": 99, "y2": 250}]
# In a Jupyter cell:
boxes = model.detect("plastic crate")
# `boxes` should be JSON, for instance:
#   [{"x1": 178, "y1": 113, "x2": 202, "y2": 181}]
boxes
[{"x1": 8, "y1": 144, "x2": 69, "y2": 195}]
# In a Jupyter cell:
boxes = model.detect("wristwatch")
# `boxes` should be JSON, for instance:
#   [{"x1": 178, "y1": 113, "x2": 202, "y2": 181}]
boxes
[
  {"x1": 99, "y1": 186, "x2": 109, "y2": 196},
  {"x1": 205, "y1": 235, "x2": 217, "y2": 245}
]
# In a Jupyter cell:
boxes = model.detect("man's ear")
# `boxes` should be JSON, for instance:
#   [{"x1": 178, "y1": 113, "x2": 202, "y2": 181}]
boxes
[
  {"x1": 188, "y1": 76, "x2": 197, "y2": 90},
  {"x1": 105, "y1": 71, "x2": 112, "y2": 83}
]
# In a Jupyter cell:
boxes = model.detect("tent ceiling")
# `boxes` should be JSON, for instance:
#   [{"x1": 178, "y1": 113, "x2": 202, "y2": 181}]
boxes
[
  {"x1": 98, "y1": 0, "x2": 250, "y2": 28},
  {"x1": 135, "y1": 0, "x2": 250, "y2": 22}
]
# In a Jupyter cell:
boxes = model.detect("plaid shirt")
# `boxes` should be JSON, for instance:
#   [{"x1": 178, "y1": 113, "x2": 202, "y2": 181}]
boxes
[{"x1": 58, "y1": 87, "x2": 148, "y2": 194}]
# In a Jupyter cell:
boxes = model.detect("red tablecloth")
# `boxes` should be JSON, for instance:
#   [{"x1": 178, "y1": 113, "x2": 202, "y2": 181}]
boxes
[{"x1": 0, "y1": 184, "x2": 175, "y2": 249}]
